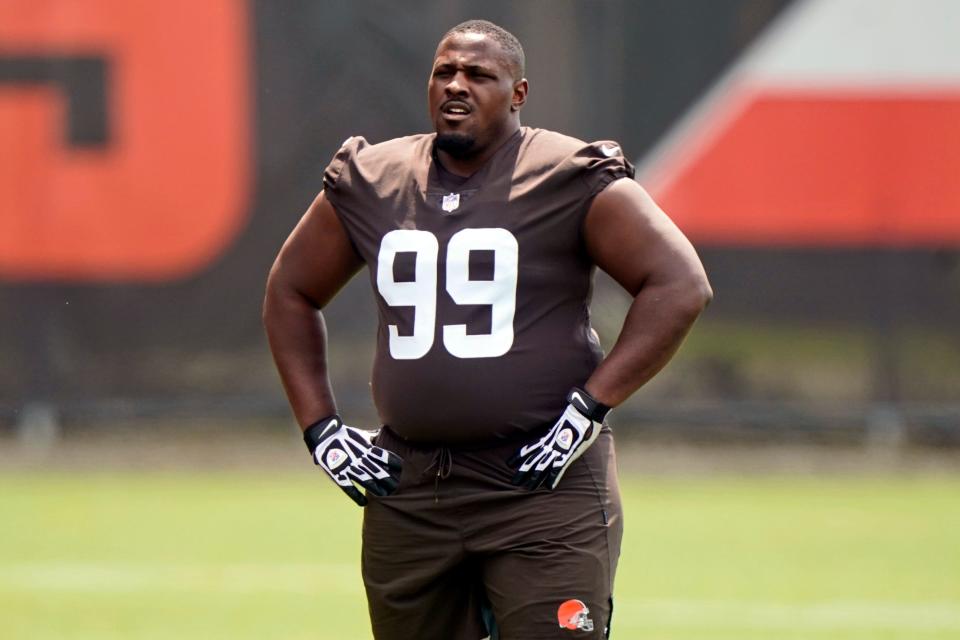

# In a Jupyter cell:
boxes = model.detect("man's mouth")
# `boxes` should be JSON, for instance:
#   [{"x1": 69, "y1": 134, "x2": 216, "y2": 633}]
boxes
[{"x1": 440, "y1": 100, "x2": 472, "y2": 121}]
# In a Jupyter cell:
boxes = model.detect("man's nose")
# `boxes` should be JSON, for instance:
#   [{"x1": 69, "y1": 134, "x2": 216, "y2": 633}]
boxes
[{"x1": 444, "y1": 72, "x2": 469, "y2": 96}]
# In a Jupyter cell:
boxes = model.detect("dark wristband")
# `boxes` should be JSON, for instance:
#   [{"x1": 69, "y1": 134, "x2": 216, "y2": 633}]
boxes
[
  {"x1": 567, "y1": 387, "x2": 611, "y2": 422},
  {"x1": 303, "y1": 414, "x2": 343, "y2": 453}
]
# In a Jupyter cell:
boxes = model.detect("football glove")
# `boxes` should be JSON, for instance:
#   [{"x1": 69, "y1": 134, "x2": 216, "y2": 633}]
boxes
[
  {"x1": 508, "y1": 388, "x2": 611, "y2": 490},
  {"x1": 303, "y1": 415, "x2": 403, "y2": 506}
]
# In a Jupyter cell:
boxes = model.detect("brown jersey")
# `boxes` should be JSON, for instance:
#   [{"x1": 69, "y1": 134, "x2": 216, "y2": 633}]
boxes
[{"x1": 323, "y1": 127, "x2": 634, "y2": 445}]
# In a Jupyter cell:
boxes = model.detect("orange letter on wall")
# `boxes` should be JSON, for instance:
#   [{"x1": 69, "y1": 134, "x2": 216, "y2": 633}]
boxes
[{"x1": 0, "y1": 1, "x2": 250, "y2": 281}]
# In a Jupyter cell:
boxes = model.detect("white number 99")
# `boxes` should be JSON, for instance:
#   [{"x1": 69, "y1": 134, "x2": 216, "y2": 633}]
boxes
[{"x1": 376, "y1": 228, "x2": 519, "y2": 360}]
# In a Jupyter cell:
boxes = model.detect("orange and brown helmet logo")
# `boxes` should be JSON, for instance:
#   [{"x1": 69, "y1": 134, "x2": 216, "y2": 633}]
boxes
[{"x1": 557, "y1": 598, "x2": 594, "y2": 632}]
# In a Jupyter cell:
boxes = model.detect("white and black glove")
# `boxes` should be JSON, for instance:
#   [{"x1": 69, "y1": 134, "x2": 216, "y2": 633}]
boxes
[
  {"x1": 509, "y1": 388, "x2": 611, "y2": 490},
  {"x1": 303, "y1": 415, "x2": 403, "y2": 506}
]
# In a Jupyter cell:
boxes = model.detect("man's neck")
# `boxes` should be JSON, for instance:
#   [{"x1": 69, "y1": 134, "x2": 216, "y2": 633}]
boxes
[{"x1": 436, "y1": 123, "x2": 520, "y2": 178}]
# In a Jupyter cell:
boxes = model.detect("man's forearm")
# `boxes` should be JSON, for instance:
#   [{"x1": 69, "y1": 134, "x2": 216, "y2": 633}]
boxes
[
  {"x1": 263, "y1": 286, "x2": 338, "y2": 429},
  {"x1": 584, "y1": 278, "x2": 711, "y2": 408}
]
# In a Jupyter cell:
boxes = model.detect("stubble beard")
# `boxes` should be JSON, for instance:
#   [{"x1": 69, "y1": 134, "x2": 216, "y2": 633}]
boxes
[{"x1": 435, "y1": 131, "x2": 478, "y2": 158}]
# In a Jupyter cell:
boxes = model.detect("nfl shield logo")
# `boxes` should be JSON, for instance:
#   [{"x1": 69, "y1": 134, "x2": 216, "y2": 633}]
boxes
[{"x1": 441, "y1": 192, "x2": 460, "y2": 212}]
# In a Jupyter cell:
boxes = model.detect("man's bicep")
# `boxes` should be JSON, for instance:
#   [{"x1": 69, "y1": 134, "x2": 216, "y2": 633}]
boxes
[
  {"x1": 584, "y1": 178, "x2": 706, "y2": 295},
  {"x1": 269, "y1": 191, "x2": 364, "y2": 308}
]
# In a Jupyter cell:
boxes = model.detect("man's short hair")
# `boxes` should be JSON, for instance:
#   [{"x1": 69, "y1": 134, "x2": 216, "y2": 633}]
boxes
[{"x1": 442, "y1": 19, "x2": 525, "y2": 80}]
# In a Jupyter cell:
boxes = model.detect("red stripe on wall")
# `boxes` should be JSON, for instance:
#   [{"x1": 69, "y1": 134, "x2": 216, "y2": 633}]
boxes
[{"x1": 652, "y1": 90, "x2": 960, "y2": 247}]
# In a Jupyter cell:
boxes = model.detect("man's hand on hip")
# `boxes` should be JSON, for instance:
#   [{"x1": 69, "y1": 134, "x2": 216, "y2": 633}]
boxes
[
  {"x1": 508, "y1": 388, "x2": 610, "y2": 490},
  {"x1": 303, "y1": 416, "x2": 403, "y2": 506}
]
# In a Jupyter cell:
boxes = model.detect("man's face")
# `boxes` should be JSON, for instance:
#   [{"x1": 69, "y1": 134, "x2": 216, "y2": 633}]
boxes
[{"x1": 428, "y1": 32, "x2": 524, "y2": 158}]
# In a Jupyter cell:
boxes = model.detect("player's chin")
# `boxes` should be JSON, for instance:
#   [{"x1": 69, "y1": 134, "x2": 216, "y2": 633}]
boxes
[
  {"x1": 435, "y1": 131, "x2": 477, "y2": 158},
  {"x1": 435, "y1": 116, "x2": 466, "y2": 136}
]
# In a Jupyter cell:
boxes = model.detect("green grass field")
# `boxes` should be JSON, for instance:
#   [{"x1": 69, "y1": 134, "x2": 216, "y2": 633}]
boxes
[{"x1": 1, "y1": 470, "x2": 958, "y2": 639}]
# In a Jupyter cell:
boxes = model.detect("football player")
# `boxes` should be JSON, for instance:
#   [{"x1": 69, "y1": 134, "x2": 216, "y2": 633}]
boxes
[{"x1": 263, "y1": 19, "x2": 711, "y2": 639}]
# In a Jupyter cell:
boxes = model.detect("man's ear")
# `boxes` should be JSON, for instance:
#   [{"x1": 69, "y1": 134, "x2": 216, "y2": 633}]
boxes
[{"x1": 511, "y1": 78, "x2": 529, "y2": 112}]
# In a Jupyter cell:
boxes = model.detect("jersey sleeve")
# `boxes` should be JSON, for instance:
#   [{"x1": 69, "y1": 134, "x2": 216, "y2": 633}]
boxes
[
  {"x1": 577, "y1": 140, "x2": 636, "y2": 197},
  {"x1": 322, "y1": 135, "x2": 368, "y2": 209},
  {"x1": 321, "y1": 135, "x2": 371, "y2": 256}
]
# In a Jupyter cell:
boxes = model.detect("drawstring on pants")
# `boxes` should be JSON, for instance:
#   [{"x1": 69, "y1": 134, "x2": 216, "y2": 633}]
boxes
[{"x1": 425, "y1": 447, "x2": 453, "y2": 503}]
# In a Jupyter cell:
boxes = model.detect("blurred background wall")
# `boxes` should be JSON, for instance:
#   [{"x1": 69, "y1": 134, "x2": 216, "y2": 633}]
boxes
[{"x1": 1, "y1": 0, "x2": 958, "y2": 446}]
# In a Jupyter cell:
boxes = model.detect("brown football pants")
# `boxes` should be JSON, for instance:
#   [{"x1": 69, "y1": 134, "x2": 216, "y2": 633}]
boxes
[{"x1": 362, "y1": 426, "x2": 623, "y2": 639}]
